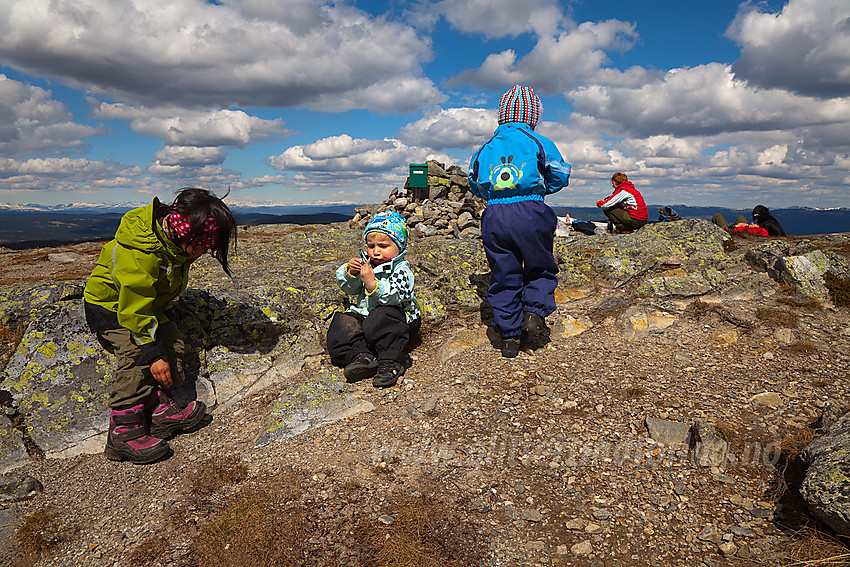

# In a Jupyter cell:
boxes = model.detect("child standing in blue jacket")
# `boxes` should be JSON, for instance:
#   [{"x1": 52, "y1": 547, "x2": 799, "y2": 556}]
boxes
[{"x1": 468, "y1": 84, "x2": 571, "y2": 357}]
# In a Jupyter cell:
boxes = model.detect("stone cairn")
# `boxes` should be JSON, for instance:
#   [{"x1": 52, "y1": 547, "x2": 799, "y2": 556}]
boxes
[{"x1": 349, "y1": 160, "x2": 485, "y2": 240}]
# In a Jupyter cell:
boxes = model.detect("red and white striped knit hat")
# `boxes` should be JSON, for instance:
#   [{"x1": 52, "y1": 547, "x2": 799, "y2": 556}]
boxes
[{"x1": 498, "y1": 85, "x2": 540, "y2": 129}]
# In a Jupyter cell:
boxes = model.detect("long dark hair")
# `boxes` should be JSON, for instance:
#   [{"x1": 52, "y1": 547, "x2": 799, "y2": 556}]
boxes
[{"x1": 156, "y1": 187, "x2": 237, "y2": 275}]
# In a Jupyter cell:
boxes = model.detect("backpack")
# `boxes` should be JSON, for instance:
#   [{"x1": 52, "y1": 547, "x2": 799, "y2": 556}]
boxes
[
  {"x1": 571, "y1": 220, "x2": 598, "y2": 235},
  {"x1": 658, "y1": 206, "x2": 680, "y2": 222}
]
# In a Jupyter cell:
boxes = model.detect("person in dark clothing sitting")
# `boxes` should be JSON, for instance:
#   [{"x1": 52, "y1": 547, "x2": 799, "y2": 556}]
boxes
[{"x1": 712, "y1": 204, "x2": 786, "y2": 237}]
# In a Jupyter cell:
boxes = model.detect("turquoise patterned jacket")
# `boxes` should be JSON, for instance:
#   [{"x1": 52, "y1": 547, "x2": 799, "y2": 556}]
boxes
[{"x1": 335, "y1": 249, "x2": 420, "y2": 323}]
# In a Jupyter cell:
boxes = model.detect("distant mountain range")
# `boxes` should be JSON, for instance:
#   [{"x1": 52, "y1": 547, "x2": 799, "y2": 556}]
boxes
[
  {"x1": 0, "y1": 201, "x2": 359, "y2": 216},
  {"x1": 0, "y1": 202, "x2": 847, "y2": 249},
  {"x1": 0, "y1": 203, "x2": 358, "y2": 249}
]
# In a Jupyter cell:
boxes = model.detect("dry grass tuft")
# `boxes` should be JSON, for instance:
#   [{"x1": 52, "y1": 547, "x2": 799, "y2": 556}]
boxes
[
  {"x1": 191, "y1": 473, "x2": 304, "y2": 567},
  {"x1": 129, "y1": 536, "x2": 168, "y2": 566},
  {"x1": 756, "y1": 307, "x2": 799, "y2": 328},
  {"x1": 777, "y1": 295, "x2": 823, "y2": 310},
  {"x1": 824, "y1": 271, "x2": 850, "y2": 307},
  {"x1": 781, "y1": 427, "x2": 815, "y2": 462},
  {"x1": 713, "y1": 421, "x2": 741, "y2": 444},
  {"x1": 785, "y1": 525, "x2": 850, "y2": 566},
  {"x1": 191, "y1": 455, "x2": 248, "y2": 495},
  {"x1": 0, "y1": 322, "x2": 25, "y2": 369},
  {"x1": 283, "y1": 226, "x2": 318, "y2": 234},
  {"x1": 15, "y1": 508, "x2": 63, "y2": 556},
  {"x1": 684, "y1": 300, "x2": 713, "y2": 320},
  {"x1": 362, "y1": 493, "x2": 485, "y2": 567},
  {"x1": 767, "y1": 425, "x2": 816, "y2": 503},
  {"x1": 623, "y1": 386, "x2": 646, "y2": 399},
  {"x1": 790, "y1": 340, "x2": 819, "y2": 355}
]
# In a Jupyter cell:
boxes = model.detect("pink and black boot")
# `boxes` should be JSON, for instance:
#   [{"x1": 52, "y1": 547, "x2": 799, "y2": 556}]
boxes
[
  {"x1": 147, "y1": 389, "x2": 207, "y2": 439},
  {"x1": 104, "y1": 404, "x2": 172, "y2": 464}
]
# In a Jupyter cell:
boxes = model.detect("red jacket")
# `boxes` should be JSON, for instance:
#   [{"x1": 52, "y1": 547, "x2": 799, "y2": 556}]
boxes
[
  {"x1": 732, "y1": 224, "x2": 769, "y2": 237},
  {"x1": 597, "y1": 181, "x2": 648, "y2": 221}
]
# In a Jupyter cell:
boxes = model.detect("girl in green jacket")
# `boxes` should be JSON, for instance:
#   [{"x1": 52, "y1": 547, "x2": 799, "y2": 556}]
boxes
[{"x1": 83, "y1": 188, "x2": 236, "y2": 464}]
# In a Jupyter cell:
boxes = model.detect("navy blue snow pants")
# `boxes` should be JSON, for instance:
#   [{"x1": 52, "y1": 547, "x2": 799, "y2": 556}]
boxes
[{"x1": 480, "y1": 200, "x2": 559, "y2": 338}]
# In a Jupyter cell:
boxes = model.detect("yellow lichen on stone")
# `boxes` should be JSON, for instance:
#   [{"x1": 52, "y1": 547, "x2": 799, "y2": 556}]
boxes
[
  {"x1": 38, "y1": 341, "x2": 58, "y2": 358},
  {"x1": 559, "y1": 315, "x2": 592, "y2": 338}
]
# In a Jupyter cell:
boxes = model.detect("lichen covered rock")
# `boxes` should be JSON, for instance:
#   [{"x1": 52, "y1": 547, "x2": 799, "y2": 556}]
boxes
[
  {"x1": 0, "y1": 282, "x2": 294, "y2": 468},
  {"x1": 801, "y1": 412, "x2": 850, "y2": 536},
  {"x1": 745, "y1": 240, "x2": 850, "y2": 303},
  {"x1": 637, "y1": 268, "x2": 727, "y2": 298},
  {"x1": 253, "y1": 372, "x2": 374, "y2": 448}
]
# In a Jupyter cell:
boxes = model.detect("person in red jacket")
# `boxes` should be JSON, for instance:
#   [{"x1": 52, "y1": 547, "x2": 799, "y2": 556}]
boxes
[
  {"x1": 712, "y1": 205, "x2": 786, "y2": 237},
  {"x1": 596, "y1": 172, "x2": 648, "y2": 233}
]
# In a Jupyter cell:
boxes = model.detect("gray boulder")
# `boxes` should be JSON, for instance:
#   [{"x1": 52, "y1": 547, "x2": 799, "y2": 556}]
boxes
[
  {"x1": 691, "y1": 421, "x2": 729, "y2": 468},
  {"x1": 801, "y1": 412, "x2": 850, "y2": 536},
  {"x1": 555, "y1": 219, "x2": 729, "y2": 290},
  {"x1": 253, "y1": 372, "x2": 374, "y2": 448},
  {"x1": 745, "y1": 242, "x2": 850, "y2": 302},
  {"x1": 0, "y1": 283, "x2": 293, "y2": 470}
]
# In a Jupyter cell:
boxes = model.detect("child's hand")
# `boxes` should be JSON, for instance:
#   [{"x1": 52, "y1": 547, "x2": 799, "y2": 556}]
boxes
[
  {"x1": 150, "y1": 358, "x2": 173, "y2": 390},
  {"x1": 347, "y1": 257, "x2": 363, "y2": 277},
  {"x1": 360, "y1": 262, "x2": 377, "y2": 292}
]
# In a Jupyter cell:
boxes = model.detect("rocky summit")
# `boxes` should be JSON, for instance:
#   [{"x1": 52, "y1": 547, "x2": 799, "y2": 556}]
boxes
[{"x1": 1, "y1": 203, "x2": 850, "y2": 566}]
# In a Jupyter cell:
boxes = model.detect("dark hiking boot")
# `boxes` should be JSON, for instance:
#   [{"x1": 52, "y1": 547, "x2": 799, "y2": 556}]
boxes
[
  {"x1": 522, "y1": 312, "x2": 550, "y2": 336},
  {"x1": 104, "y1": 405, "x2": 171, "y2": 464},
  {"x1": 522, "y1": 313, "x2": 551, "y2": 350},
  {"x1": 344, "y1": 352, "x2": 378, "y2": 382},
  {"x1": 149, "y1": 390, "x2": 206, "y2": 439},
  {"x1": 373, "y1": 360, "x2": 405, "y2": 388},
  {"x1": 500, "y1": 338, "x2": 521, "y2": 358}
]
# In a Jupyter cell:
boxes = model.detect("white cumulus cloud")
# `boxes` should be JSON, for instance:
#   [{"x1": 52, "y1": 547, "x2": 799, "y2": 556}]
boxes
[
  {"x1": 728, "y1": 0, "x2": 850, "y2": 97},
  {"x1": 434, "y1": 0, "x2": 567, "y2": 37},
  {"x1": 92, "y1": 102, "x2": 291, "y2": 147},
  {"x1": 270, "y1": 135, "x2": 418, "y2": 172},
  {"x1": 153, "y1": 146, "x2": 227, "y2": 167},
  {"x1": 569, "y1": 63, "x2": 850, "y2": 138},
  {"x1": 397, "y1": 107, "x2": 496, "y2": 151},
  {"x1": 0, "y1": 74, "x2": 100, "y2": 157},
  {"x1": 0, "y1": 157, "x2": 143, "y2": 191},
  {"x1": 449, "y1": 20, "x2": 638, "y2": 94},
  {"x1": 0, "y1": 0, "x2": 440, "y2": 112}
]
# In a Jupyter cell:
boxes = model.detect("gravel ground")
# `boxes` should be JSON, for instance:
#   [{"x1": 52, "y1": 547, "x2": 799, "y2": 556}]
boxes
[{"x1": 2, "y1": 227, "x2": 849, "y2": 566}]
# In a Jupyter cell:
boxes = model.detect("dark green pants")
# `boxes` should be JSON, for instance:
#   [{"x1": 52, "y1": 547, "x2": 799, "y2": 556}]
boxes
[
  {"x1": 604, "y1": 208, "x2": 647, "y2": 231},
  {"x1": 711, "y1": 213, "x2": 747, "y2": 230},
  {"x1": 97, "y1": 322, "x2": 185, "y2": 409}
]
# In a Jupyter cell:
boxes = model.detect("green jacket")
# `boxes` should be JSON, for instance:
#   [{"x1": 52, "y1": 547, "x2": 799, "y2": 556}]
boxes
[{"x1": 83, "y1": 198, "x2": 190, "y2": 354}]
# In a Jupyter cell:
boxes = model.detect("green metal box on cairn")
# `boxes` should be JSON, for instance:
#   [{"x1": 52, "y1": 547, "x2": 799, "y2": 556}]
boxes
[{"x1": 408, "y1": 163, "x2": 429, "y2": 202}]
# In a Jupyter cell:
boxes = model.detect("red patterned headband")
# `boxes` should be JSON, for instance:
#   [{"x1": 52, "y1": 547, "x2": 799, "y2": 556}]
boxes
[{"x1": 168, "y1": 212, "x2": 218, "y2": 251}]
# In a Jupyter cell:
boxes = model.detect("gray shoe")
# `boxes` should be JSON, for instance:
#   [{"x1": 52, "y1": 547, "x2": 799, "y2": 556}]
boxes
[
  {"x1": 373, "y1": 360, "x2": 405, "y2": 388},
  {"x1": 344, "y1": 352, "x2": 378, "y2": 382}
]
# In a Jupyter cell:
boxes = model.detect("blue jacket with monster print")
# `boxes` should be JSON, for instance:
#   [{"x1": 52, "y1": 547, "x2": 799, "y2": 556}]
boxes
[{"x1": 468, "y1": 122, "x2": 571, "y2": 203}]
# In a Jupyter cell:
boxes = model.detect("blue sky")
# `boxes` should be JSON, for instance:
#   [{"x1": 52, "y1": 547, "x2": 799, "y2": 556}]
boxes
[{"x1": 0, "y1": 0, "x2": 848, "y2": 209}]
